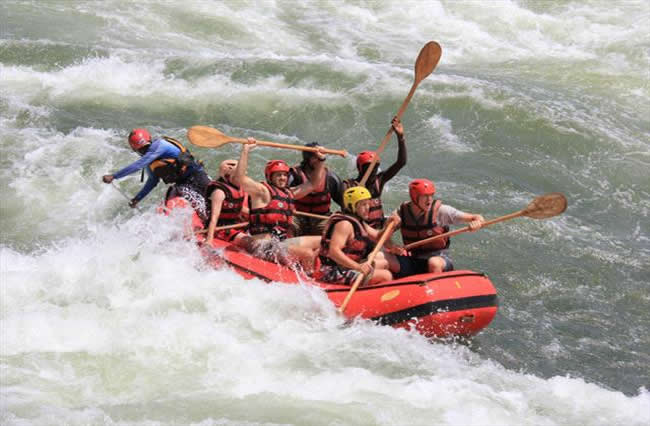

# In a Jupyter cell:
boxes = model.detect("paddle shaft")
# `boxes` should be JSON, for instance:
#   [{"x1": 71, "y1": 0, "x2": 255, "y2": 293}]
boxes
[
  {"x1": 111, "y1": 182, "x2": 143, "y2": 212},
  {"x1": 198, "y1": 213, "x2": 326, "y2": 236},
  {"x1": 295, "y1": 211, "x2": 329, "y2": 220},
  {"x1": 359, "y1": 85, "x2": 416, "y2": 187},
  {"x1": 230, "y1": 137, "x2": 347, "y2": 157},
  {"x1": 404, "y1": 210, "x2": 526, "y2": 251},
  {"x1": 198, "y1": 222, "x2": 249, "y2": 235},
  {"x1": 338, "y1": 221, "x2": 397, "y2": 313}
]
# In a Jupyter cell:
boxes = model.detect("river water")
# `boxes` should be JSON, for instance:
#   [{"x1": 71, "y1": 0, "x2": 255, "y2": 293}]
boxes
[{"x1": 1, "y1": 1, "x2": 649, "y2": 425}]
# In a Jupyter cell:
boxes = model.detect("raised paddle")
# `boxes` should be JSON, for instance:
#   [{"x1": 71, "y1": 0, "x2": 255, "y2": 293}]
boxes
[
  {"x1": 404, "y1": 193, "x2": 568, "y2": 251},
  {"x1": 338, "y1": 220, "x2": 398, "y2": 314},
  {"x1": 359, "y1": 41, "x2": 442, "y2": 187},
  {"x1": 187, "y1": 126, "x2": 348, "y2": 157}
]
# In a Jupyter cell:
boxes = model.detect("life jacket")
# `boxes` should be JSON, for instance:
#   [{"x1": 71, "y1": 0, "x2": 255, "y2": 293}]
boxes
[
  {"x1": 399, "y1": 200, "x2": 450, "y2": 253},
  {"x1": 206, "y1": 177, "x2": 246, "y2": 226},
  {"x1": 343, "y1": 178, "x2": 385, "y2": 229},
  {"x1": 319, "y1": 213, "x2": 374, "y2": 266},
  {"x1": 248, "y1": 182, "x2": 295, "y2": 237},
  {"x1": 291, "y1": 165, "x2": 332, "y2": 215},
  {"x1": 148, "y1": 137, "x2": 197, "y2": 184}
]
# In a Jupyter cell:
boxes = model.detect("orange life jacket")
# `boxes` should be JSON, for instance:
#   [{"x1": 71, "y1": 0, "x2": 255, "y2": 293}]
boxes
[
  {"x1": 248, "y1": 182, "x2": 295, "y2": 238},
  {"x1": 291, "y1": 165, "x2": 332, "y2": 215},
  {"x1": 319, "y1": 213, "x2": 374, "y2": 266},
  {"x1": 206, "y1": 178, "x2": 246, "y2": 226},
  {"x1": 399, "y1": 200, "x2": 450, "y2": 253},
  {"x1": 343, "y1": 178, "x2": 384, "y2": 229}
]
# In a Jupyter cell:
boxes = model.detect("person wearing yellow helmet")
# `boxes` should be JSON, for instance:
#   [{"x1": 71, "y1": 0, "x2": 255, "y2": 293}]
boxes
[{"x1": 315, "y1": 186, "x2": 400, "y2": 285}]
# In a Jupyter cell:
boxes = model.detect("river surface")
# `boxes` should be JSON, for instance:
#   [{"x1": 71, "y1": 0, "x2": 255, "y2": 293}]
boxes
[{"x1": 1, "y1": 1, "x2": 649, "y2": 425}]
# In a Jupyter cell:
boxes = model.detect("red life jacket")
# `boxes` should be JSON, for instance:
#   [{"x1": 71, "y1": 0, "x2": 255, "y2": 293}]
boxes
[
  {"x1": 206, "y1": 178, "x2": 246, "y2": 226},
  {"x1": 399, "y1": 200, "x2": 450, "y2": 253},
  {"x1": 343, "y1": 178, "x2": 385, "y2": 229},
  {"x1": 248, "y1": 182, "x2": 295, "y2": 237},
  {"x1": 319, "y1": 213, "x2": 374, "y2": 266},
  {"x1": 291, "y1": 165, "x2": 332, "y2": 215}
]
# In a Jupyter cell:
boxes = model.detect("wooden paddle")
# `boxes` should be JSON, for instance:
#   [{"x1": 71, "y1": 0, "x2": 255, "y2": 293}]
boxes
[
  {"x1": 359, "y1": 41, "x2": 442, "y2": 187},
  {"x1": 197, "y1": 222, "x2": 249, "y2": 235},
  {"x1": 338, "y1": 220, "x2": 398, "y2": 314},
  {"x1": 404, "y1": 193, "x2": 568, "y2": 251},
  {"x1": 295, "y1": 211, "x2": 329, "y2": 220},
  {"x1": 110, "y1": 182, "x2": 143, "y2": 212},
  {"x1": 187, "y1": 126, "x2": 348, "y2": 157},
  {"x1": 197, "y1": 212, "x2": 326, "y2": 235}
]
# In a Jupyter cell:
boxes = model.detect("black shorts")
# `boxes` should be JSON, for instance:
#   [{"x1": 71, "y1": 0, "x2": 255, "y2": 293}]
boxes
[
  {"x1": 318, "y1": 264, "x2": 360, "y2": 285},
  {"x1": 395, "y1": 253, "x2": 454, "y2": 278}
]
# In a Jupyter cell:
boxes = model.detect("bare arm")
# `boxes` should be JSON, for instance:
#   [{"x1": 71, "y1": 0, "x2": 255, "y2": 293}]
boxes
[
  {"x1": 458, "y1": 212, "x2": 485, "y2": 231},
  {"x1": 291, "y1": 164, "x2": 326, "y2": 199},
  {"x1": 206, "y1": 189, "x2": 226, "y2": 244},
  {"x1": 291, "y1": 179, "x2": 314, "y2": 200},
  {"x1": 327, "y1": 221, "x2": 364, "y2": 271},
  {"x1": 365, "y1": 212, "x2": 401, "y2": 242},
  {"x1": 232, "y1": 140, "x2": 268, "y2": 200}
]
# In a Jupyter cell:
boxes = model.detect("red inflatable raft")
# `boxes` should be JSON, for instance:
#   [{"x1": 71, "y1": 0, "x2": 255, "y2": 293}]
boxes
[{"x1": 167, "y1": 198, "x2": 498, "y2": 338}]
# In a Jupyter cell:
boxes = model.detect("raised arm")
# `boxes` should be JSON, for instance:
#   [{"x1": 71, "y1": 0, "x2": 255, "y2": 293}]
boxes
[{"x1": 232, "y1": 139, "x2": 267, "y2": 199}]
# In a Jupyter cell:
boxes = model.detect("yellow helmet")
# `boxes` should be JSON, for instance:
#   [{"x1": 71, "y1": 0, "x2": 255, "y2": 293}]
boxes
[{"x1": 343, "y1": 186, "x2": 371, "y2": 212}]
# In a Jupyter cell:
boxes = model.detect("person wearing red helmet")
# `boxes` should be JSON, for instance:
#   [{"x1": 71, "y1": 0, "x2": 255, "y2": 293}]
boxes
[
  {"x1": 288, "y1": 142, "x2": 344, "y2": 236},
  {"x1": 102, "y1": 128, "x2": 210, "y2": 218},
  {"x1": 390, "y1": 178, "x2": 485, "y2": 275},
  {"x1": 342, "y1": 116, "x2": 407, "y2": 229},
  {"x1": 232, "y1": 138, "x2": 324, "y2": 268}
]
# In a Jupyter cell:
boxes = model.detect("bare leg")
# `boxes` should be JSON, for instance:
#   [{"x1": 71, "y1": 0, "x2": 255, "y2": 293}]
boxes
[
  {"x1": 379, "y1": 250, "x2": 401, "y2": 274},
  {"x1": 286, "y1": 235, "x2": 321, "y2": 250},
  {"x1": 366, "y1": 268, "x2": 392, "y2": 285},
  {"x1": 427, "y1": 256, "x2": 445, "y2": 273}
]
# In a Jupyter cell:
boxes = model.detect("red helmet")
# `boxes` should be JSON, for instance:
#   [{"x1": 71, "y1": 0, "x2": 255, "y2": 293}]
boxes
[
  {"x1": 409, "y1": 178, "x2": 436, "y2": 203},
  {"x1": 264, "y1": 160, "x2": 290, "y2": 182},
  {"x1": 128, "y1": 128, "x2": 151, "y2": 151},
  {"x1": 356, "y1": 151, "x2": 379, "y2": 171}
]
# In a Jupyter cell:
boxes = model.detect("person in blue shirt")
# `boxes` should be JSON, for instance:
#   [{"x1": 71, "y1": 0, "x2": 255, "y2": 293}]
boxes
[{"x1": 102, "y1": 128, "x2": 211, "y2": 219}]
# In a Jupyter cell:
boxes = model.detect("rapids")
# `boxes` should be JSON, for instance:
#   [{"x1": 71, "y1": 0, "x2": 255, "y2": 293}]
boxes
[{"x1": 1, "y1": 1, "x2": 648, "y2": 425}]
